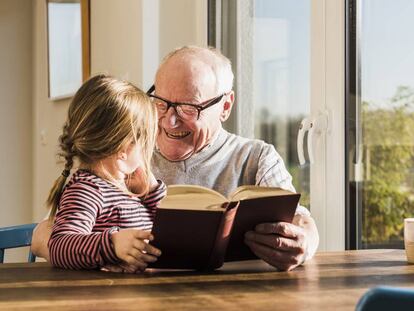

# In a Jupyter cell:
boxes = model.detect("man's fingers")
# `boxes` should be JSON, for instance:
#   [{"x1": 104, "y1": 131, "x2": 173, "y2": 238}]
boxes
[
  {"x1": 244, "y1": 240, "x2": 295, "y2": 269},
  {"x1": 255, "y1": 222, "x2": 303, "y2": 238},
  {"x1": 244, "y1": 239, "x2": 291, "y2": 263},
  {"x1": 245, "y1": 231, "x2": 303, "y2": 253}
]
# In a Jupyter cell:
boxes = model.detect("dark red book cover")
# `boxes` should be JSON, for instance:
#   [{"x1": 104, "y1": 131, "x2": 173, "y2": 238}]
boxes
[
  {"x1": 149, "y1": 190, "x2": 300, "y2": 270},
  {"x1": 225, "y1": 193, "x2": 300, "y2": 261}
]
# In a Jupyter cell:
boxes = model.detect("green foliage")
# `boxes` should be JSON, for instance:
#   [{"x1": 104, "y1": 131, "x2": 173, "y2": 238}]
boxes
[
  {"x1": 362, "y1": 86, "x2": 414, "y2": 245},
  {"x1": 289, "y1": 165, "x2": 310, "y2": 208}
]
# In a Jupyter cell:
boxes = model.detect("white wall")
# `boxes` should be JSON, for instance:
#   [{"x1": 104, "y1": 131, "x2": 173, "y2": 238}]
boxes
[
  {"x1": 2, "y1": 0, "x2": 206, "y2": 262},
  {"x1": 91, "y1": 0, "x2": 143, "y2": 85},
  {"x1": 32, "y1": 0, "x2": 207, "y2": 221},
  {"x1": 0, "y1": 0, "x2": 33, "y2": 262},
  {"x1": 0, "y1": 0, "x2": 207, "y2": 261},
  {"x1": 32, "y1": 0, "x2": 71, "y2": 222},
  {"x1": 159, "y1": 0, "x2": 207, "y2": 61},
  {"x1": 91, "y1": 0, "x2": 207, "y2": 89}
]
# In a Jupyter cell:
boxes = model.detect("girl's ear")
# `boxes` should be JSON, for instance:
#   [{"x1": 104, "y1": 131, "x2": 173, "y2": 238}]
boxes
[
  {"x1": 118, "y1": 152, "x2": 127, "y2": 161},
  {"x1": 117, "y1": 144, "x2": 129, "y2": 161}
]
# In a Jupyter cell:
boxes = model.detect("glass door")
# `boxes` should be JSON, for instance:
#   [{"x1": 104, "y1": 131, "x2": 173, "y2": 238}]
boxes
[{"x1": 347, "y1": 0, "x2": 414, "y2": 249}]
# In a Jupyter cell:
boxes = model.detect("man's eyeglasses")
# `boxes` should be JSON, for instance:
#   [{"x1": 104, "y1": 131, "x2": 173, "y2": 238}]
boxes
[{"x1": 146, "y1": 85, "x2": 226, "y2": 121}]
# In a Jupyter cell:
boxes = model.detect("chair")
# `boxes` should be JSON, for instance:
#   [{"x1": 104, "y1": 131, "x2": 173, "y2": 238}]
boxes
[
  {"x1": 0, "y1": 223, "x2": 37, "y2": 263},
  {"x1": 356, "y1": 286, "x2": 414, "y2": 311}
]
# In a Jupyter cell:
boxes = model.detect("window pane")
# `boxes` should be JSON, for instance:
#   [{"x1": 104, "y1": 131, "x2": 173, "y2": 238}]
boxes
[
  {"x1": 252, "y1": 0, "x2": 310, "y2": 207},
  {"x1": 360, "y1": 0, "x2": 414, "y2": 248}
]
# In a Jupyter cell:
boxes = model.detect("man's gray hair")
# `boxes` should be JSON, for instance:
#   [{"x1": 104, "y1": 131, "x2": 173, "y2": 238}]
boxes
[{"x1": 159, "y1": 46, "x2": 234, "y2": 94}]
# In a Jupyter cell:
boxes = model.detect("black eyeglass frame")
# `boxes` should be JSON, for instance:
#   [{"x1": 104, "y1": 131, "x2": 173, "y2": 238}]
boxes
[{"x1": 146, "y1": 85, "x2": 227, "y2": 120}]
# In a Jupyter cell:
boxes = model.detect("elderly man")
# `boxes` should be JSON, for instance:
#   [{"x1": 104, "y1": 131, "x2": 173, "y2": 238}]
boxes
[{"x1": 32, "y1": 46, "x2": 319, "y2": 271}]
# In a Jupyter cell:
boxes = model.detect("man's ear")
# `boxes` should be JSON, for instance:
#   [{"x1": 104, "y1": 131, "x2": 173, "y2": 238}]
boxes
[{"x1": 220, "y1": 91, "x2": 235, "y2": 122}]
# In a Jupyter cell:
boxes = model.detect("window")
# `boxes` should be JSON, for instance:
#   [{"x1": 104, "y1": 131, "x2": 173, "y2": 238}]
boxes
[
  {"x1": 347, "y1": 0, "x2": 414, "y2": 248},
  {"x1": 210, "y1": 0, "x2": 311, "y2": 207},
  {"x1": 47, "y1": 0, "x2": 90, "y2": 99}
]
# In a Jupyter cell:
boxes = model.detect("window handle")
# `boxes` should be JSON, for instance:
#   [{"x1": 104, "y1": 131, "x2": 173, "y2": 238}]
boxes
[
  {"x1": 308, "y1": 121, "x2": 315, "y2": 164},
  {"x1": 297, "y1": 117, "x2": 312, "y2": 166},
  {"x1": 307, "y1": 111, "x2": 329, "y2": 164}
]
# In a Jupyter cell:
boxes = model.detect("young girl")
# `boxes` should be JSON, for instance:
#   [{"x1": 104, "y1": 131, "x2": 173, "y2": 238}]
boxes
[{"x1": 47, "y1": 74, "x2": 166, "y2": 273}]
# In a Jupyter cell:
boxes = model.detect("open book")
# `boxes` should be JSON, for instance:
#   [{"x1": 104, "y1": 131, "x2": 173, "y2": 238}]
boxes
[{"x1": 149, "y1": 185, "x2": 301, "y2": 270}]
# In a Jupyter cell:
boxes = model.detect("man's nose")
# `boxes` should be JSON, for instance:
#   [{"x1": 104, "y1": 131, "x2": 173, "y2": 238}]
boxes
[{"x1": 164, "y1": 106, "x2": 180, "y2": 127}]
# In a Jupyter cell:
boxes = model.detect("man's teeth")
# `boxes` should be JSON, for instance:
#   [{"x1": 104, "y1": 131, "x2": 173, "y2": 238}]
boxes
[{"x1": 165, "y1": 131, "x2": 191, "y2": 139}]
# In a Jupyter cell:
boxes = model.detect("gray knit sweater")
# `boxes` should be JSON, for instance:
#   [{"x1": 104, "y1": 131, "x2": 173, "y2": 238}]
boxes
[{"x1": 152, "y1": 128, "x2": 310, "y2": 216}]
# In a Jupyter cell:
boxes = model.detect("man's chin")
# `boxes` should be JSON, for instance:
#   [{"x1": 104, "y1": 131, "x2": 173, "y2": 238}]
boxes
[{"x1": 158, "y1": 148, "x2": 194, "y2": 162}]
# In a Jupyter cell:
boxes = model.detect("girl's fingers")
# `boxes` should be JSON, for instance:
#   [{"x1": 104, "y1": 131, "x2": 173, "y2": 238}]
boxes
[
  {"x1": 131, "y1": 230, "x2": 153, "y2": 240},
  {"x1": 122, "y1": 255, "x2": 148, "y2": 271},
  {"x1": 101, "y1": 264, "x2": 124, "y2": 273},
  {"x1": 139, "y1": 252, "x2": 159, "y2": 263},
  {"x1": 128, "y1": 248, "x2": 159, "y2": 263},
  {"x1": 132, "y1": 239, "x2": 161, "y2": 256},
  {"x1": 144, "y1": 243, "x2": 162, "y2": 256}
]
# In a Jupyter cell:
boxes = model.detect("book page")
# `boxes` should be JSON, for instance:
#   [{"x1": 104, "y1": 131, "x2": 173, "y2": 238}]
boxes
[
  {"x1": 229, "y1": 186, "x2": 295, "y2": 201},
  {"x1": 167, "y1": 184, "x2": 226, "y2": 199},
  {"x1": 159, "y1": 185, "x2": 227, "y2": 211}
]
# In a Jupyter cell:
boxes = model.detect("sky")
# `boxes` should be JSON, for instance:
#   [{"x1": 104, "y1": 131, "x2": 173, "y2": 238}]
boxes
[
  {"x1": 253, "y1": 0, "x2": 310, "y2": 118},
  {"x1": 361, "y1": 0, "x2": 414, "y2": 106}
]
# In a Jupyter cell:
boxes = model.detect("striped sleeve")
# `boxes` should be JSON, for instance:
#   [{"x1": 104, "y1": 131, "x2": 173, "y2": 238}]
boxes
[
  {"x1": 141, "y1": 180, "x2": 167, "y2": 211},
  {"x1": 48, "y1": 181, "x2": 120, "y2": 270}
]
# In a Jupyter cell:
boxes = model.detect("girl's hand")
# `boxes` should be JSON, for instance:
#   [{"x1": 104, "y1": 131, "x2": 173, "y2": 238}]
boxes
[
  {"x1": 110, "y1": 229, "x2": 161, "y2": 273},
  {"x1": 128, "y1": 168, "x2": 158, "y2": 194}
]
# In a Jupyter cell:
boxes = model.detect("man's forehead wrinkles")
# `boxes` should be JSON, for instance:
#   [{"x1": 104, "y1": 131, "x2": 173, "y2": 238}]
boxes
[
  {"x1": 157, "y1": 91, "x2": 201, "y2": 105},
  {"x1": 156, "y1": 83, "x2": 205, "y2": 105}
]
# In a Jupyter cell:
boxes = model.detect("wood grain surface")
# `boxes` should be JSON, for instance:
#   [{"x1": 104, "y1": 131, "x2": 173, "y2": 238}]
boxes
[{"x1": 1, "y1": 249, "x2": 413, "y2": 311}]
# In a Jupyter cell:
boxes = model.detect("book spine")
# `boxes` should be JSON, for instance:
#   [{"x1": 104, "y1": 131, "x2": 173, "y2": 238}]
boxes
[{"x1": 206, "y1": 201, "x2": 240, "y2": 269}]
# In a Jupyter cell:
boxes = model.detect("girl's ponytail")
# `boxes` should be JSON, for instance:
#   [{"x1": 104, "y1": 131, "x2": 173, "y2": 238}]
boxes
[{"x1": 47, "y1": 123, "x2": 75, "y2": 221}]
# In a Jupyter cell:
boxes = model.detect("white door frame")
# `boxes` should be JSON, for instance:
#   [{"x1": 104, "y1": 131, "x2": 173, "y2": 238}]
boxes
[{"x1": 310, "y1": 0, "x2": 345, "y2": 251}]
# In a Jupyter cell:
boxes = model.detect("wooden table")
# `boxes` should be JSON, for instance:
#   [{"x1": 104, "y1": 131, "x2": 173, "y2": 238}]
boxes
[{"x1": 1, "y1": 249, "x2": 414, "y2": 311}]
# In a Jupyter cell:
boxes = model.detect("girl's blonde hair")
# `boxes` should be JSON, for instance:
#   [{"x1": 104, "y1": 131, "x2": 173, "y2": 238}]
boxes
[{"x1": 47, "y1": 74, "x2": 158, "y2": 220}]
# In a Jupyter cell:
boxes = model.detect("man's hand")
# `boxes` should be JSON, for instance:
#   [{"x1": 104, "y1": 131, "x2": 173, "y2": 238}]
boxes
[{"x1": 244, "y1": 214, "x2": 319, "y2": 271}]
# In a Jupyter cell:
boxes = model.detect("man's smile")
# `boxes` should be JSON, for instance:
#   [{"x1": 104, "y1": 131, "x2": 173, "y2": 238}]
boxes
[{"x1": 164, "y1": 129, "x2": 191, "y2": 139}]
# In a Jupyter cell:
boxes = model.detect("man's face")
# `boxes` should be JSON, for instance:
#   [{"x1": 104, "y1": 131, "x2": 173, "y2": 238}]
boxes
[{"x1": 154, "y1": 58, "x2": 226, "y2": 161}]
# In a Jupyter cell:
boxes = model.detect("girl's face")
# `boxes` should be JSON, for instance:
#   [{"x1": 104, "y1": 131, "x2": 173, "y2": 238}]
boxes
[{"x1": 120, "y1": 142, "x2": 143, "y2": 175}]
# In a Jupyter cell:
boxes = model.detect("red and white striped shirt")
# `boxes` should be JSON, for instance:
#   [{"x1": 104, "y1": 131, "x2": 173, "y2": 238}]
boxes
[{"x1": 49, "y1": 169, "x2": 166, "y2": 270}]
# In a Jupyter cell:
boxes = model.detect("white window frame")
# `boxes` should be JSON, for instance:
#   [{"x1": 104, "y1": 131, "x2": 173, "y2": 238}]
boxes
[
  {"x1": 214, "y1": 0, "x2": 346, "y2": 251},
  {"x1": 310, "y1": 0, "x2": 345, "y2": 251}
]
